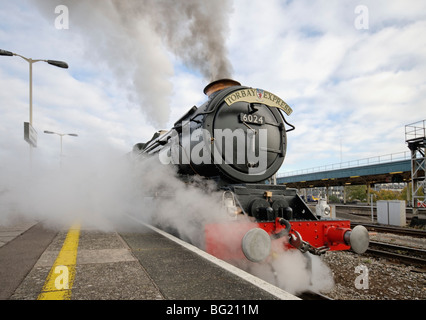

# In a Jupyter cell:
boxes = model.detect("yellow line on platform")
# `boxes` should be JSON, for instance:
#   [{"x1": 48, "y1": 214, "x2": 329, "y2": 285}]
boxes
[{"x1": 37, "y1": 223, "x2": 81, "y2": 300}]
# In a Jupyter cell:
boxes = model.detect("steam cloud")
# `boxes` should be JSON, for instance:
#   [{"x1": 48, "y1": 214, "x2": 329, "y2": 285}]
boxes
[
  {"x1": 32, "y1": 0, "x2": 234, "y2": 127},
  {"x1": 0, "y1": 147, "x2": 334, "y2": 295}
]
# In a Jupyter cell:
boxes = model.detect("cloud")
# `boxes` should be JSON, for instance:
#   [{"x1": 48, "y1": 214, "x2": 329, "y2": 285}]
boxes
[{"x1": 228, "y1": 0, "x2": 426, "y2": 172}]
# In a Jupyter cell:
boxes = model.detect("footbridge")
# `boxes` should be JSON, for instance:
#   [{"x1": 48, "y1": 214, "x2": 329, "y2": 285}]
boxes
[{"x1": 276, "y1": 152, "x2": 411, "y2": 189}]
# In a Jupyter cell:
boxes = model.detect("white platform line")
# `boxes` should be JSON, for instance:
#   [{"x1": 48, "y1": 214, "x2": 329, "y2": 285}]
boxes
[{"x1": 126, "y1": 214, "x2": 300, "y2": 300}]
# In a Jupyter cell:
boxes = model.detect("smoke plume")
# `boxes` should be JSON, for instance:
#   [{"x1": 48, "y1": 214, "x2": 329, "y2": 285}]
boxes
[
  {"x1": 32, "y1": 0, "x2": 234, "y2": 127},
  {"x1": 114, "y1": 0, "x2": 234, "y2": 80}
]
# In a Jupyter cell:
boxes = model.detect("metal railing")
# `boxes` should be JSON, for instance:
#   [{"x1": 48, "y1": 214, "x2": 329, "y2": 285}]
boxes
[
  {"x1": 405, "y1": 119, "x2": 426, "y2": 142},
  {"x1": 277, "y1": 151, "x2": 411, "y2": 178}
]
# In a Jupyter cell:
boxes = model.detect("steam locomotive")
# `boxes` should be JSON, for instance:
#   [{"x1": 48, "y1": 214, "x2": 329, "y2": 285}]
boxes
[{"x1": 132, "y1": 79, "x2": 369, "y2": 263}]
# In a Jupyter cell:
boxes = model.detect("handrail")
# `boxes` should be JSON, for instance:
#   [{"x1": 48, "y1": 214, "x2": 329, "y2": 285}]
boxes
[{"x1": 405, "y1": 119, "x2": 426, "y2": 142}]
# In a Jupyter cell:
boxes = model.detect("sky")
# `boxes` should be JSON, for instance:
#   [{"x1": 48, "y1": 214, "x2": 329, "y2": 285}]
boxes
[{"x1": 1, "y1": 0, "x2": 425, "y2": 174}]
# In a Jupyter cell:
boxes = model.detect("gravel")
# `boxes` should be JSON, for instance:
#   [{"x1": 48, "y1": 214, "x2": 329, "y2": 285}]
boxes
[
  {"x1": 315, "y1": 211, "x2": 426, "y2": 300},
  {"x1": 320, "y1": 250, "x2": 426, "y2": 300}
]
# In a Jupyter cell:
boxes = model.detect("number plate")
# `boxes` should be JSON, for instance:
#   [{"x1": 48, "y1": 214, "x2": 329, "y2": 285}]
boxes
[{"x1": 239, "y1": 113, "x2": 265, "y2": 125}]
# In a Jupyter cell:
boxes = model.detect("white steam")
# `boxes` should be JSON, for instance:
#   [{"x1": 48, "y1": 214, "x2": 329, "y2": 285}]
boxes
[
  {"x1": 0, "y1": 148, "x2": 144, "y2": 230},
  {"x1": 31, "y1": 0, "x2": 234, "y2": 128},
  {"x1": 243, "y1": 250, "x2": 335, "y2": 295},
  {"x1": 0, "y1": 147, "x2": 227, "y2": 234},
  {"x1": 0, "y1": 148, "x2": 334, "y2": 295}
]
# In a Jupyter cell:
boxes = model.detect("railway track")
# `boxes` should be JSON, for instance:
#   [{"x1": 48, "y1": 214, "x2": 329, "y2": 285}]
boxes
[
  {"x1": 351, "y1": 222, "x2": 426, "y2": 238},
  {"x1": 348, "y1": 216, "x2": 426, "y2": 268},
  {"x1": 366, "y1": 241, "x2": 426, "y2": 267}
]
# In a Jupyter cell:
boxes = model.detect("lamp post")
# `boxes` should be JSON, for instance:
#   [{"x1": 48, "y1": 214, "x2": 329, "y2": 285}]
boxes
[
  {"x1": 44, "y1": 131, "x2": 78, "y2": 166},
  {"x1": 0, "y1": 49, "x2": 68, "y2": 157}
]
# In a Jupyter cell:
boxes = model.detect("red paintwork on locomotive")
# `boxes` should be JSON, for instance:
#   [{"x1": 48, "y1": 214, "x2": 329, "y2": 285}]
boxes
[{"x1": 204, "y1": 218, "x2": 351, "y2": 261}]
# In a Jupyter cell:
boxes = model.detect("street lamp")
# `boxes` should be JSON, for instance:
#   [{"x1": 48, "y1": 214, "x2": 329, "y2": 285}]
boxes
[
  {"x1": 0, "y1": 49, "x2": 68, "y2": 126},
  {"x1": 44, "y1": 131, "x2": 78, "y2": 166},
  {"x1": 1, "y1": 49, "x2": 68, "y2": 163}
]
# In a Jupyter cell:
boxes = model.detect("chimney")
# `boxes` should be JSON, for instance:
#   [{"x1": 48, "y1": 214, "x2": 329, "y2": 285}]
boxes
[{"x1": 203, "y1": 79, "x2": 241, "y2": 97}]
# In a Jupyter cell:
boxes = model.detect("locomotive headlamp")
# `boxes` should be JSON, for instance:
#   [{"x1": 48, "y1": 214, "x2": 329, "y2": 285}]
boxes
[
  {"x1": 324, "y1": 206, "x2": 331, "y2": 216},
  {"x1": 316, "y1": 199, "x2": 331, "y2": 218},
  {"x1": 223, "y1": 191, "x2": 239, "y2": 217}
]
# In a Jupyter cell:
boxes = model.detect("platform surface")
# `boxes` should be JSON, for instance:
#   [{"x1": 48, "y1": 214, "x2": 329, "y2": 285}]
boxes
[{"x1": 0, "y1": 219, "x2": 298, "y2": 301}]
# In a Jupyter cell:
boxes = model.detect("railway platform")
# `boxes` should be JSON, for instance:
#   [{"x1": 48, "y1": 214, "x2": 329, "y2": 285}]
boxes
[{"x1": 0, "y1": 216, "x2": 298, "y2": 301}]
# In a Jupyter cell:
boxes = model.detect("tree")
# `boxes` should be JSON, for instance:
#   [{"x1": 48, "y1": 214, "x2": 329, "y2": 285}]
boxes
[
  {"x1": 346, "y1": 185, "x2": 367, "y2": 202},
  {"x1": 371, "y1": 189, "x2": 403, "y2": 201}
]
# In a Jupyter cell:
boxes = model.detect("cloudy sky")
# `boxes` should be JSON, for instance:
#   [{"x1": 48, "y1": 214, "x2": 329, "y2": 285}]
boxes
[{"x1": 1, "y1": 0, "x2": 425, "y2": 174}]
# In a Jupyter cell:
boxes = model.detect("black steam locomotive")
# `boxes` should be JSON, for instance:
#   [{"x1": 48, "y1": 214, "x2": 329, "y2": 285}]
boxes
[{"x1": 132, "y1": 79, "x2": 369, "y2": 263}]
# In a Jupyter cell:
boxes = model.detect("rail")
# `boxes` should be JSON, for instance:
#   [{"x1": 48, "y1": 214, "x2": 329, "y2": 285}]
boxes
[
  {"x1": 367, "y1": 241, "x2": 426, "y2": 267},
  {"x1": 277, "y1": 151, "x2": 410, "y2": 178}
]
